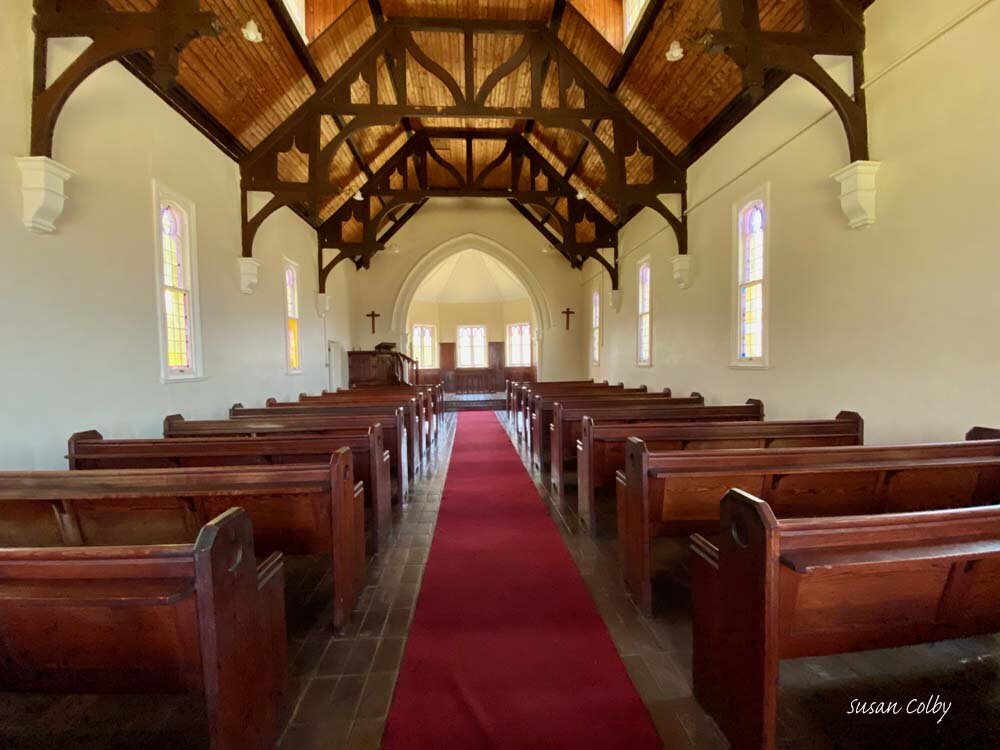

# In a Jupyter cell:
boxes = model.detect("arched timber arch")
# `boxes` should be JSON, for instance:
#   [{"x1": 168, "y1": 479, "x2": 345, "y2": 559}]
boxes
[{"x1": 391, "y1": 233, "x2": 553, "y2": 359}]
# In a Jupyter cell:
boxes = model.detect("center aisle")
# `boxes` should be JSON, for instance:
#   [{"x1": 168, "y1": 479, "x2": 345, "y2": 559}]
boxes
[{"x1": 383, "y1": 411, "x2": 661, "y2": 749}]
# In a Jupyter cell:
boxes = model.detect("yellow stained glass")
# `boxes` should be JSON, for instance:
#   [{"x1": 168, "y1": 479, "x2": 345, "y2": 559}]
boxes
[
  {"x1": 164, "y1": 288, "x2": 191, "y2": 369},
  {"x1": 638, "y1": 314, "x2": 651, "y2": 363},
  {"x1": 738, "y1": 200, "x2": 765, "y2": 360},
  {"x1": 287, "y1": 318, "x2": 301, "y2": 370},
  {"x1": 740, "y1": 282, "x2": 763, "y2": 359}
]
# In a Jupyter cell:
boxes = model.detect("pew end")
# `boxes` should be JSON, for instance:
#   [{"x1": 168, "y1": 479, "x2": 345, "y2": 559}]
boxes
[
  {"x1": 163, "y1": 413, "x2": 185, "y2": 436},
  {"x1": 623, "y1": 438, "x2": 654, "y2": 615},
  {"x1": 66, "y1": 430, "x2": 103, "y2": 467},
  {"x1": 968, "y1": 426, "x2": 1000, "y2": 441}
]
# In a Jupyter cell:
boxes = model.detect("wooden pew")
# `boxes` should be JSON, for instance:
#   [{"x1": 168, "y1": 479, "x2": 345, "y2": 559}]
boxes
[
  {"x1": 0, "y1": 507, "x2": 286, "y2": 749},
  {"x1": 238, "y1": 398, "x2": 424, "y2": 480},
  {"x1": 575, "y1": 410, "x2": 860, "y2": 531},
  {"x1": 164, "y1": 412, "x2": 409, "y2": 504},
  {"x1": 549, "y1": 394, "x2": 763, "y2": 498},
  {"x1": 691, "y1": 490, "x2": 1000, "y2": 750},
  {"x1": 299, "y1": 387, "x2": 437, "y2": 452},
  {"x1": 67, "y1": 428, "x2": 393, "y2": 554},
  {"x1": 522, "y1": 383, "x2": 637, "y2": 455},
  {"x1": 505, "y1": 379, "x2": 596, "y2": 423},
  {"x1": 622, "y1": 438, "x2": 1000, "y2": 614},
  {"x1": 532, "y1": 390, "x2": 693, "y2": 473},
  {"x1": 514, "y1": 381, "x2": 617, "y2": 440},
  {"x1": 325, "y1": 384, "x2": 441, "y2": 447},
  {"x1": 0, "y1": 450, "x2": 364, "y2": 630}
]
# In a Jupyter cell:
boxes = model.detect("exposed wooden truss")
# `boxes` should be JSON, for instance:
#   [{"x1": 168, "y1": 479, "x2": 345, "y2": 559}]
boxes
[
  {"x1": 30, "y1": 0, "x2": 218, "y2": 158},
  {"x1": 240, "y1": 16, "x2": 691, "y2": 289},
  {"x1": 305, "y1": 129, "x2": 620, "y2": 290},
  {"x1": 703, "y1": 0, "x2": 869, "y2": 161}
]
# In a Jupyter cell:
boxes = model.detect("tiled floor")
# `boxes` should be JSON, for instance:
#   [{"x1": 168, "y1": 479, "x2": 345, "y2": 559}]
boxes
[{"x1": 5, "y1": 411, "x2": 1000, "y2": 749}]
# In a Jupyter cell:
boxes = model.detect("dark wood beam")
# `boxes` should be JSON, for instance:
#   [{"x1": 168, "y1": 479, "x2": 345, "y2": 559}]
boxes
[
  {"x1": 563, "y1": 0, "x2": 666, "y2": 181},
  {"x1": 367, "y1": 0, "x2": 412, "y2": 134},
  {"x1": 524, "y1": 0, "x2": 567, "y2": 136},
  {"x1": 266, "y1": 0, "x2": 376, "y2": 182}
]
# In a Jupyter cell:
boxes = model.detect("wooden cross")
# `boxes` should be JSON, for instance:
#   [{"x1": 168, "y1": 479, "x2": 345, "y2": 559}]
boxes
[
  {"x1": 366, "y1": 310, "x2": 380, "y2": 334},
  {"x1": 562, "y1": 307, "x2": 575, "y2": 330}
]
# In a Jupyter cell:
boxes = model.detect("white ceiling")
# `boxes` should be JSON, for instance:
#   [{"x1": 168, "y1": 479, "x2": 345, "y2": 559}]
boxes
[{"x1": 412, "y1": 249, "x2": 529, "y2": 304}]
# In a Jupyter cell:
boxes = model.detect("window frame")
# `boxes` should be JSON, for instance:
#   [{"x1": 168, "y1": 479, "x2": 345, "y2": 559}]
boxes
[
  {"x1": 730, "y1": 183, "x2": 771, "y2": 369},
  {"x1": 506, "y1": 322, "x2": 532, "y2": 367},
  {"x1": 283, "y1": 258, "x2": 303, "y2": 375},
  {"x1": 411, "y1": 323, "x2": 437, "y2": 368},
  {"x1": 591, "y1": 288, "x2": 601, "y2": 366},
  {"x1": 636, "y1": 256, "x2": 652, "y2": 367},
  {"x1": 456, "y1": 324, "x2": 488, "y2": 369},
  {"x1": 152, "y1": 180, "x2": 204, "y2": 383}
]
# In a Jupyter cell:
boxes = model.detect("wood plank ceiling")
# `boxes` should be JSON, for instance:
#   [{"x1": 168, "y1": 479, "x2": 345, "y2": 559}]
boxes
[{"x1": 111, "y1": 0, "x2": 813, "y2": 226}]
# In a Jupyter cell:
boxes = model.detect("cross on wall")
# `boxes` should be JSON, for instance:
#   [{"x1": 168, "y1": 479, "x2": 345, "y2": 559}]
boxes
[
  {"x1": 366, "y1": 310, "x2": 380, "y2": 334},
  {"x1": 562, "y1": 308, "x2": 575, "y2": 330}
]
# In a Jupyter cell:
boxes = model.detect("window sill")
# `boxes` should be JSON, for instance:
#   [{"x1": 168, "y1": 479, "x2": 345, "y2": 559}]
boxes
[
  {"x1": 729, "y1": 361, "x2": 771, "y2": 370},
  {"x1": 161, "y1": 373, "x2": 206, "y2": 384},
  {"x1": 286, "y1": 369, "x2": 304, "y2": 376}
]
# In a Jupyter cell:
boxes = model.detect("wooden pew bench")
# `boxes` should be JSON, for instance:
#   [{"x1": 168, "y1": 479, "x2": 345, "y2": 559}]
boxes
[
  {"x1": 67, "y1": 428, "x2": 392, "y2": 554},
  {"x1": 318, "y1": 385, "x2": 441, "y2": 447},
  {"x1": 514, "y1": 381, "x2": 618, "y2": 441},
  {"x1": 164, "y1": 412, "x2": 409, "y2": 503},
  {"x1": 622, "y1": 439, "x2": 1000, "y2": 614},
  {"x1": 549, "y1": 396, "x2": 766, "y2": 501},
  {"x1": 574, "y1": 410, "x2": 859, "y2": 531},
  {"x1": 691, "y1": 490, "x2": 1000, "y2": 750},
  {"x1": 0, "y1": 507, "x2": 286, "y2": 750},
  {"x1": 299, "y1": 388, "x2": 437, "y2": 450},
  {"x1": 238, "y1": 399, "x2": 424, "y2": 480},
  {"x1": 0, "y1": 450, "x2": 366, "y2": 629},
  {"x1": 523, "y1": 384, "x2": 642, "y2": 457},
  {"x1": 505, "y1": 379, "x2": 596, "y2": 424}
]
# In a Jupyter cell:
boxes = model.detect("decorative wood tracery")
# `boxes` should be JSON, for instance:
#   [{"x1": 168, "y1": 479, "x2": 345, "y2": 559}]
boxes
[
  {"x1": 240, "y1": 17, "x2": 688, "y2": 290},
  {"x1": 30, "y1": 0, "x2": 218, "y2": 158}
]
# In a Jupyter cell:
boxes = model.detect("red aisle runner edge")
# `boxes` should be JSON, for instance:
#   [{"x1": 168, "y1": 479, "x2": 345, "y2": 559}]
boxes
[{"x1": 383, "y1": 411, "x2": 661, "y2": 749}]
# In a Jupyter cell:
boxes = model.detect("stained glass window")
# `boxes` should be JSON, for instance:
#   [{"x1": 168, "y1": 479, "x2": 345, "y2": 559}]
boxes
[
  {"x1": 637, "y1": 261, "x2": 651, "y2": 365},
  {"x1": 285, "y1": 264, "x2": 301, "y2": 371},
  {"x1": 412, "y1": 324, "x2": 436, "y2": 367},
  {"x1": 507, "y1": 323, "x2": 531, "y2": 367},
  {"x1": 738, "y1": 201, "x2": 765, "y2": 361},
  {"x1": 457, "y1": 325, "x2": 487, "y2": 368},
  {"x1": 591, "y1": 290, "x2": 601, "y2": 366},
  {"x1": 160, "y1": 205, "x2": 192, "y2": 372}
]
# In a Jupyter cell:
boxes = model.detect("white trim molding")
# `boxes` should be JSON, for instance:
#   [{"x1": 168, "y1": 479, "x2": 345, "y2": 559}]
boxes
[
  {"x1": 152, "y1": 180, "x2": 205, "y2": 383},
  {"x1": 16, "y1": 156, "x2": 74, "y2": 233},
  {"x1": 730, "y1": 182, "x2": 771, "y2": 370},
  {"x1": 831, "y1": 160, "x2": 881, "y2": 229}
]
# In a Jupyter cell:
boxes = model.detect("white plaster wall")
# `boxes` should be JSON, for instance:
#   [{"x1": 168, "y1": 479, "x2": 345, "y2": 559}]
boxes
[
  {"x1": 586, "y1": 0, "x2": 1000, "y2": 444},
  {"x1": 0, "y1": 0, "x2": 347, "y2": 468},
  {"x1": 346, "y1": 198, "x2": 589, "y2": 380}
]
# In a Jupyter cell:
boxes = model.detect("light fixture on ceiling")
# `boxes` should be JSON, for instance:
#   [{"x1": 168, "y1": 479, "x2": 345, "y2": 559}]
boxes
[
  {"x1": 541, "y1": 243, "x2": 553, "y2": 255},
  {"x1": 665, "y1": 40, "x2": 684, "y2": 62},
  {"x1": 242, "y1": 19, "x2": 264, "y2": 44},
  {"x1": 576, "y1": 190, "x2": 587, "y2": 200},
  {"x1": 387, "y1": 242, "x2": 401, "y2": 254},
  {"x1": 353, "y1": 190, "x2": 363, "y2": 201}
]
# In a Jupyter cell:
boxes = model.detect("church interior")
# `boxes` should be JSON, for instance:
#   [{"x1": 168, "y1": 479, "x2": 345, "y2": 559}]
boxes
[{"x1": 2, "y1": 0, "x2": 999, "y2": 748}]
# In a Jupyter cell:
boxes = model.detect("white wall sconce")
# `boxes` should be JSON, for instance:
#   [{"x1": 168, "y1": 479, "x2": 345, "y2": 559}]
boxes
[
  {"x1": 238, "y1": 257, "x2": 262, "y2": 294},
  {"x1": 15, "y1": 156, "x2": 75, "y2": 233},
  {"x1": 671, "y1": 254, "x2": 694, "y2": 289},
  {"x1": 831, "y1": 160, "x2": 881, "y2": 229},
  {"x1": 608, "y1": 289, "x2": 623, "y2": 312},
  {"x1": 315, "y1": 292, "x2": 330, "y2": 317}
]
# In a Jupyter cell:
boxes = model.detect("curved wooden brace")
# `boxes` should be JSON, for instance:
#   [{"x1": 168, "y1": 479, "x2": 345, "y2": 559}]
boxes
[
  {"x1": 31, "y1": 1, "x2": 216, "y2": 157},
  {"x1": 316, "y1": 115, "x2": 398, "y2": 191},
  {"x1": 424, "y1": 143, "x2": 466, "y2": 188},
  {"x1": 475, "y1": 35, "x2": 533, "y2": 107},
  {"x1": 472, "y1": 140, "x2": 514, "y2": 189},
  {"x1": 241, "y1": 193, "x2": 294, "y2": 258},
  {"x1": 640, "y1": 198, "x2": 688, "y2": 256},
  {"x1": 401, "y1": 31, "x2": 466, "y2": 106},
  {"x1": 319, "y1": 252, "x2": 356, "y2": 292},
  {"x1": 763, "y1": 47, "x2": 870, "y2": 162}
]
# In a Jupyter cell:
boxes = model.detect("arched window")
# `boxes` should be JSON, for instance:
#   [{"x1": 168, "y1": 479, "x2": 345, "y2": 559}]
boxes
[
  {"x1": 507, "y1": 323, "x2": 531, "y2": 367},
  {"x1": 412, "y1": 324, "x2": 436, "y2": 367},
  {"x1": 637, "y1": 259, "x2": 652, "y2": 366},
  {"x1": 734, "y1": 191, "x2": 768, "y2": 366},
  {"x1": 284, "y1": 262, "x2": 302, "y2": 372},
  {"x1": 591, "y1": 289, "x2": 601, "y2": 366},
  {"x1": 154, "y1": 182, "x2": 202, "y2": 381},
  {"x1": 457, "y1": 325, "x2": 487, "y2": 368}
]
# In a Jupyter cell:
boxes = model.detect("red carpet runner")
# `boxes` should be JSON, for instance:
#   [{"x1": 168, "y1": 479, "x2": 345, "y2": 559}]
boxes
[{"x1": 384, "y1": 411, "x2": 660, "y2": 749}]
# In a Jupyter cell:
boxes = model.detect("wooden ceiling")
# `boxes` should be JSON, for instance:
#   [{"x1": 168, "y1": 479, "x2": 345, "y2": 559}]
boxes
[{"x1": 110, "y1": 0, "x2": 822, "y2": 225}]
